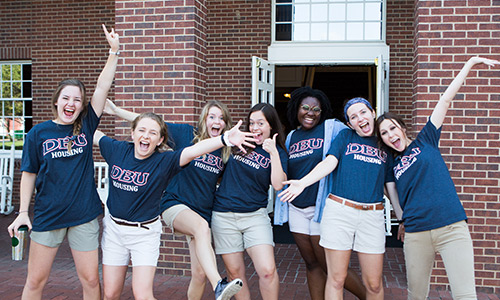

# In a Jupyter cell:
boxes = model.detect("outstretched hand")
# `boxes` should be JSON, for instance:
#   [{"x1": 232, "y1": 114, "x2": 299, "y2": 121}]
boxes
[
  {"x1": 102, "y1": 24, "x2": 119, "y2": 53},
  {"x1": 103, "y1": 98, "x2": 117, "y2": 116},
  {"x1": 7, "y1": 214, "x2": 31, "y2": 238},
  {"x1": 262, "y1": 133, "x2": 278, "y2": 155},
  {"x1": 226, "y1": 120, "x2": 258, "y2": 154},
  {"x1": 278, "y1": 180, "x2": 305, "y2": 203},
  {"x1": 468, "y1": 56, "x2": 500, "y2": 67}
]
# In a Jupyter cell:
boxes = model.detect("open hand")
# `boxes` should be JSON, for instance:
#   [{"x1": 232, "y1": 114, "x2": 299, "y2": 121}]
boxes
[
  {"x1": 102, "y1": 24, "x2": 120, "y2": 53},
  {"x1": 226, "y1": 120, "x2": 258, "y2": 154},
  {"x1": 278, "y1": 180, "x2": 305, "y2": 202}
]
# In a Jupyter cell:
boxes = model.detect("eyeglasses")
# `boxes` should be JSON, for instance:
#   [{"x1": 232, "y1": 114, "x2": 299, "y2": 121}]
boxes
[{"x1": 300, "y1": 104, "x2": 322, "y2": 115}]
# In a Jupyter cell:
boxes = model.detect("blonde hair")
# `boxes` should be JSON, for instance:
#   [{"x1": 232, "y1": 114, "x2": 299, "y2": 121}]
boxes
[
  {"x1": 131, "y1": 112, "x2": 170, "y2": 153},
  {"x1": 51, "y1": 79, "x2": 88, "y2": 152},
  {"x1": 193, "y1": 100, "x2": 232, "y2": 163}
]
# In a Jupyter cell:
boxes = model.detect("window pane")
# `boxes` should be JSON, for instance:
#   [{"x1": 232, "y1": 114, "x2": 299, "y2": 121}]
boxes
[
  {"x1": 294, "y1": 4, "x2": 310, "y2": 22},
  {"x1": 294, "y1": 23, "x2": 310, "y2": 41},
  {"x1": 12, "y1": 65, "x2": 21, "y2": 81},
  {"x1": 347, "y1": 22, "x2": 363, "y2": 40},
  {"x1": 2, "y1": 65, "x2": 11, "y2": 81},
  {"x1": 14, "y1": 101, "x2": 23, "y2": 116},
  {"x1": 2, "y1": 82, "x2": 11, "y2": 98},
  {"x1": 311, "y1": 23, "x2": 328, "y2": 41},
  {"x1": 12, "y1": 82, "x2": 21, "y2": 98},
  {"x1": 365, "y1": 3, "x2": 382, "y2": 21},
  {"x1": 329, "y1": 23, "x2": 345, "y2": 41},
  {"x1": 276, "y1": 24, "x2": 292, "y2": 41},
  {"x1": 330, "y1": 4, "x2": 346, "y2": 21},
  {"x1": 22, "y1": 64, "x2": 31, "y2": 80},
  {"x1": 347, "y1": 3, "x2": 363, "y2": 21},
  {"x1": 23, "y1": 82, "x2": 32, "y2": 98},
  {"x1": 276, "y1": 0, "x2": 291, "y2": 3},
  {"x1": 276, "y1": 5, "x2": 292, "y2": 22},
  {"x1": 365, "y1": 22, "x2": 381, "y2": 40},
  {"x1": 311, "y1": 4, "x2": 328, "y2": 22}
]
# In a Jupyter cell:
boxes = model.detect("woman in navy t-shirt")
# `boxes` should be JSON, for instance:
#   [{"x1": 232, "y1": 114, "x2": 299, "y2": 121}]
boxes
[
  {"x1": 376, "y1": 57, "x2": 499, "y2": 300},
  {"x1": 7, "y1": 25, "x2": 119, "y2": 300},
  {"x1": 94, "y1": 112, "x2": 254, "y2": 300},
  {"x1": 280, "y1": 97, "x2": 401, "y2": 300},
  {"x1": 212, "y1": 103, "x2": 288, "y2": 300},
  {"x1": 274, "y1": 87, "x2": 366, "y2": 300}
]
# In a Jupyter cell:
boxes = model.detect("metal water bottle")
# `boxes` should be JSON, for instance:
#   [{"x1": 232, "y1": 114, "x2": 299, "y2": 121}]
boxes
[{"x1": 12, "y1": 225, "x2": 28, "y2": 260}]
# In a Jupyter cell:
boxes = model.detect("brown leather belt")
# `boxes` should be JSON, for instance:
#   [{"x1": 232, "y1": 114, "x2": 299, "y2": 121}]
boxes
[
  {"x1": 110, "y1": 216, "x2": 159, "y2": 230},
  {"x1": 328, "y1": 194, "x2": 384, "y2": 211}
]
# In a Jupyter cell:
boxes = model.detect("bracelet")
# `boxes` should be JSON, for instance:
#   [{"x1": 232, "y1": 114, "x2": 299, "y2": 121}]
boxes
[
  {"x1": 17, "y1": 210, "x2": 28, "y2": 214},
  {"x1": 220, "y1": 133, "x2": 234, "y2": 147},
  {"x1": 109, "y1": 49, "x2": 120, "y2": 56}
]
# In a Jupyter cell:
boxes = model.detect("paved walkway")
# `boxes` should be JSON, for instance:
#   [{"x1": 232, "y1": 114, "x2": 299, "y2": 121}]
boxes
[{"x1": 1, "y1": 213, "x2": 498, "y2": 299}]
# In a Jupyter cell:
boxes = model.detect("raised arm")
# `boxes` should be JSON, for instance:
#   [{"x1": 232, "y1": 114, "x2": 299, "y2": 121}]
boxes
[
  {"x1": 91, "y1": 25, "x2": 120, "y2": 117},
  {"x1": 104, "y1": 99, "x2": 139, "y2": 122},
  {"x1": 93, "y1": 130, "x2": 106, "y2": 146},
  {"x1": 179, "y1": 120, "x2": 257, "y2": 166},
  {"x1": 278, "y1": 155, "x2": 338, "y2": 203},
  {"x1": 263, "y1": 133, "x2": 287, "y2": 190},
  {"x1": 430, "y1": 57, "x2": 499, "y2": 129},
  {"x1": 7, "y1": 171, "x2": 37, "y2": 237}
]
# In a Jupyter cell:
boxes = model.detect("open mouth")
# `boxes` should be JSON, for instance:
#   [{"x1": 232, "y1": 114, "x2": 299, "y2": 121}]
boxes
[
  {"x1": 63, "y1": 107, "x2": 75, "y2": 118},
  {"x1": 391, "y1": 137, "x2": 401, "y2": 149},
  {"x1": 210, "y1": 126, "x2": 221, "y2": 137},
  {"x1": 139, "y1": 141, "x2": 150, "y2": 152},
  {"x1": 254, "y1": 132, "x2": 263, "y2": 144},
  {"x1": 359, "y1": 121, "x2": 372, "y2": 134}
]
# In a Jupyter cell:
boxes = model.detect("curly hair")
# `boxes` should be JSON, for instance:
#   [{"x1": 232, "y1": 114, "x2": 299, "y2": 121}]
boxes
[{"x1": 286, "y1": 86, "x2": 333, "y2": 129}]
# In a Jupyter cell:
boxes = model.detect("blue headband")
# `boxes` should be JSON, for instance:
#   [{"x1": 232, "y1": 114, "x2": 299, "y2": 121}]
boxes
[{"x1": 343, "y1": 97, "x2": 373, "y2": 122}]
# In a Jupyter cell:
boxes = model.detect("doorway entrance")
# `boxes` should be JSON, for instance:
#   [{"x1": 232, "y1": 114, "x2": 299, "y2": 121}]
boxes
[{"x1": 274, "y1": 65, "x2": 377, "y2": 133}]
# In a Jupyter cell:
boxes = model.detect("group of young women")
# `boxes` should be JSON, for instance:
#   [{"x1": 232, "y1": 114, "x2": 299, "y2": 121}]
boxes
[{"x1": 5, "y1": 21, "x2": 498, "y2": 300}]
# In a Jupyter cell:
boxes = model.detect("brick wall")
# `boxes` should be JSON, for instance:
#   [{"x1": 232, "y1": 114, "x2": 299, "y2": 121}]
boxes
[
  {"x1": 114, "y1": 0, "x2": 208, "y2": 276},
  {"x1": 414, "y1": 0, "x2": 500, "y2": 294},
  {"x1": 386, "y1": 0, "x2": 415, "y2": 130},
  {"x1": 205, "y1": 0, "x2": 272, "y2": 122}
]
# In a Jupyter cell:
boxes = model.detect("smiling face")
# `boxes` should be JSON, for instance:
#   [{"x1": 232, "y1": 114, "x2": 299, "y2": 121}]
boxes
[
  {"x1": 297, "y1": 96, "x2": 321, "y2": 130},
  {"x1": 54, "y1": 85, "x2": 84, "y2": 125},
  {"x1": 378, "y1": 119, "x2": 409, "y2": 152},
  {"x1": 205, "y1": 106, "x2": 226, "y2": 138},
  {"x1": 131, "y1": 117, "x2": 165, "y2": 160},
  {"x1": 249, "y1": 110, "x2": 271, "y2": 145},
  {"x1": 346, "y1": 102, "x2": 376, "y2": 137}
]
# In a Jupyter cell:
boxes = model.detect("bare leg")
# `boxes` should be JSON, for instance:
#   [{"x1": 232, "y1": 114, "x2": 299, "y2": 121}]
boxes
[
  {"x1": 72, "y1": 248, "x2": 101, "y2": 300},
  {"x1": 324, "y1": 248, "x2": 351, "y2": 300},
  {"x1": 221, "y1": 252, "x2": 249, "y2": 300},
  {"x1": 131, "y1": 266, "x2": 157, "y2": 300},
  {"x1": 187, "y1": 239, "x2": 207, "y2": 300},
  {"x1": 21, "y1": 240, "x2": 58, "y2": 300},
  {"x1": 246, "y1": 244, "x2": 279, "y2": 300},
  {"x1": 102, "y1": 265, "x2": 127, "y2": 300},
  {"x1": 357, "y1": 253, "x2": 384, "y2": 300},
  {"x1": 292, "y1": 233, "x2": 327, "y2": 300},
  {"x1": 171, "y1": 209, "x2": 221, "y2": 289}
]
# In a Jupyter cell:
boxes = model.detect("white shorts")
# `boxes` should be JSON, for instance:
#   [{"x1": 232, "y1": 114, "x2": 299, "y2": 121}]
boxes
[
  {"x1": 288, "y1": 204, "x2": 320, "y2": 236},
  {"x1": 162, "y1": 204, "x2": 194, "y2": 242},
  {"x1": 319, "y1": 197, "x2": 385, "y2": 254},
  {"x1": 212, "y1": 208, "x2": 274, "y2": 255},
  {"x1": 101, "y1": 214, "x2": 162, "y2": 267}
]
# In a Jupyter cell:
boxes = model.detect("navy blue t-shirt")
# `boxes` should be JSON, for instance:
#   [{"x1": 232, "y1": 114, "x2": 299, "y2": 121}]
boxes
[
  {"x1": 161, "y1": 123, "x2": 224, "y2": 223},
  {"x1": 21, "y1": 106, "x2": 102, "y2": 231},
  {"x1": 392, "y1": 121, "x2": 467, "y2": 233},
  {"x1": 99, "y1": 136, "x2": 182, "y2": 222},
  {"x1": 213, "y1": 145, "x2": 288, "y2": 213},
  {"x1": 327, "y1": 129, "x2": 394, "y2": 204},
  {"x1": 287, "y1": 122, "x2": 325, "y2": 208}
]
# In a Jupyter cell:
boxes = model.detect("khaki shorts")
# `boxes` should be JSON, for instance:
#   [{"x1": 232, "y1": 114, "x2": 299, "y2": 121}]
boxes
[
  {"x1": 319, "y1": 198, "x2": 385, "y2": 254},
  {"x1": 161, "y1": 204, "x2": 193, "y2": 242},
  {"x1": 211, "y1": 208, "x2": 274, "y2": 255},
  {"x1": 30, "y1": 218, "x2": 99, "y2": 251}
]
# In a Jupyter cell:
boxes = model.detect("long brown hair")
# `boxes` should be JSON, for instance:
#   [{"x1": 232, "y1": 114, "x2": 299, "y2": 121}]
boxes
[
  {"x1": 193, "y1": 100, "x2": 233, "y2": 163},
  {"x1": 131, "y1": 112, "x2": 170, "y2": 153},
  {"x1": 51, "y1": 79, "x2": 88, "y2": 152}
]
